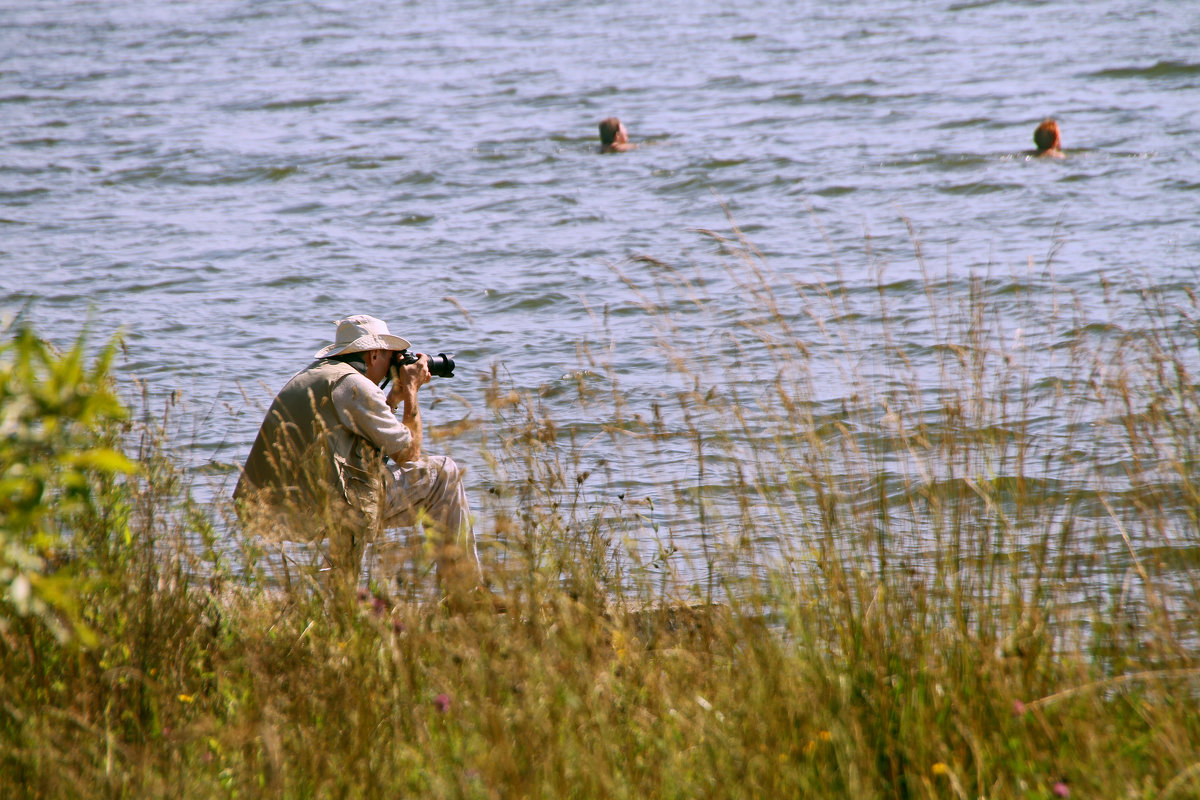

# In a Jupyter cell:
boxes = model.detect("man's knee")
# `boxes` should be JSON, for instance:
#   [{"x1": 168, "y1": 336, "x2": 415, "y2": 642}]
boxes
[{"x1": 430, "y1": 454, "x2": 463, "y2": 487}]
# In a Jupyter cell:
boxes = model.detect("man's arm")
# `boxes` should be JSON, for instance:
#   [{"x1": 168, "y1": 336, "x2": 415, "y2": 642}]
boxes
[
  {"x1": 386, "y1": 354, "x2": 431, "y2": 463},
  {"x1": 331, "y1": 372, "x2": 412, "y2": 463},
  {"x1": 389, "y1": 391, "x2": 422, "y2": 462}
]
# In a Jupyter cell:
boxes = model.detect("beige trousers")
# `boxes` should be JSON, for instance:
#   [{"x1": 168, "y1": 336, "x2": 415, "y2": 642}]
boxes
[{"x1": 377, "y1": 454, "x2": 482, "y2": 585}]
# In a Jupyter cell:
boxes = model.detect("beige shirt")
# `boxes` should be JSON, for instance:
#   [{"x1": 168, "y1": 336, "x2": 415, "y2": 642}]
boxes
[{"x1": 331, "y1": 371, "x2": 412, "y2": 458}]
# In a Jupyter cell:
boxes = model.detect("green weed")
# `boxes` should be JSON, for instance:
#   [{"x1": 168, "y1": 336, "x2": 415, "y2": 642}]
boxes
[{"x1": 3, "y1": 236, "x2": 1200, "y2": 799}]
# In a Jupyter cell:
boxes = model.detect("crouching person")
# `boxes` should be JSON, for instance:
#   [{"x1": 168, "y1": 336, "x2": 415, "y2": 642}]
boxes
[{"x1": 233, "y1": 314, "x2": 481, "y2": 602}]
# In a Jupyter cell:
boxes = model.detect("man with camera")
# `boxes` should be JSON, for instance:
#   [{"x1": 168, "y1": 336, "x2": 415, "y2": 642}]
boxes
[{"x1": 234, "y1": 314, "x2": 480, "y2": 596}]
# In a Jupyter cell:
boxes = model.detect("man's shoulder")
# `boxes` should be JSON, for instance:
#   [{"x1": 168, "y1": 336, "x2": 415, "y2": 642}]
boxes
[
  {"x1": 284, "y1": 359, "x2": 360, "y2": 386},
  {"x1": 273, "y1": 360, "x2": 369, "y2": 409},
  {"x1": 309, "y1": 359, "x2": 360, "y2": 377},
  {"x1": 330, "y1": 367, "x2": 384, "y2": 405}
]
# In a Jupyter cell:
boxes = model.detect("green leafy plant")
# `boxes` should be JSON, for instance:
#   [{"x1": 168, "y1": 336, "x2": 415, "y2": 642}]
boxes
[{"x1": 0, "y1": 323, "x2": 136, "y2": 644}]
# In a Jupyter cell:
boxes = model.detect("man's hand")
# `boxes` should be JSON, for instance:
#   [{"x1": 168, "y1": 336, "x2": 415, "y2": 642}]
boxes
[
  {"x1": 386, "y1": 354, "x2": 431, "y2": 410},
  {"x1": 387, "y1": 353, "x2": 429, "y2": 463}
]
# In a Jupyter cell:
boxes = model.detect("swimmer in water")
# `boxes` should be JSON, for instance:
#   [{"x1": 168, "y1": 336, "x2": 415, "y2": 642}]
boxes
[
  {"x1": 598, "y1": 117, "x2": 635, "y2": 153},
  {"x1": 1033, "y1": 119, "x2": 1064, "y2": 159}
]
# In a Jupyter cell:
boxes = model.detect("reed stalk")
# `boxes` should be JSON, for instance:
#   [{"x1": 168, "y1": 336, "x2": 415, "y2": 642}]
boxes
[{"x1": 3, "y1": 227, "x2": 1199, "y2": 797}]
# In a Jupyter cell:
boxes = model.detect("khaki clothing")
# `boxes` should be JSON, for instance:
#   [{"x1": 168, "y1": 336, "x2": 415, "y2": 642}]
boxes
[
  {"x1": 235, "y1": 359, "x2": 478, "y2": 579},
  {"x1": 235, "y1": 360, "x2": 387, "y2": 541},
  {"x1": 330, "y1": 369, "x2": 412, "y2": 457}
]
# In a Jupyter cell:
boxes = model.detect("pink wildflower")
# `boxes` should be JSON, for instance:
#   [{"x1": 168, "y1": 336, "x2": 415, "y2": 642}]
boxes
[
  {"x1": 434, "y1": 693, "x2": 451, "y2": 713},
  {"x1": 1052, "y1": 781, "x2": 1069, "y2": 797}
]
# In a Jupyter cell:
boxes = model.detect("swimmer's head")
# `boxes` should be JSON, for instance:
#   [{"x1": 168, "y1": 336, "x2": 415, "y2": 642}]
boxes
[
  {"x1": 1034, "y1": 119, "x2": 1061, "y2": 152},
  {"x1": 598, "y1": 117, "x2": 628, "y2": 147}
]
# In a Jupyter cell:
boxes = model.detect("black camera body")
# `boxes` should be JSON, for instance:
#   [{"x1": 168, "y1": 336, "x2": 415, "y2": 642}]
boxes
[{"x1": 396, "y1": 349, "x2": 456, "y2": 379}]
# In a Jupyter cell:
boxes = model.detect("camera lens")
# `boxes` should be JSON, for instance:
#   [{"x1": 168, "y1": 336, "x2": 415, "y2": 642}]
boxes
[{"x1": 426, "y1": 353, "x2": 456, "y2": 378}]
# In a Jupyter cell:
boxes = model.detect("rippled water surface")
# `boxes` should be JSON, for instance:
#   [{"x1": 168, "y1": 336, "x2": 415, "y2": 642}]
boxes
[{"x1": 3, "y1": 0, "x2": 1199, "y2": 560}]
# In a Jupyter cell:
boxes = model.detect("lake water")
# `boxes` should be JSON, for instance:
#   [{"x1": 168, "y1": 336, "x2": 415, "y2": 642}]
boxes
[{"x1": 3, "y1": 0, "x2": 1199, "y2": 581}]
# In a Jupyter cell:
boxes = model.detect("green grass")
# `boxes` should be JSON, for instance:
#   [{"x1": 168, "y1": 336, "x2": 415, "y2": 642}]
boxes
[{"x1": 3, "y1": 234, "x2": 1200, "y2": 798}]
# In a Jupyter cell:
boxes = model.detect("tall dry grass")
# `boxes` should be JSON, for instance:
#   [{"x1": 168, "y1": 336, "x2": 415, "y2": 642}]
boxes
[{"x1": 3, "y1": 227, "x2": 1200, "y2": 797}]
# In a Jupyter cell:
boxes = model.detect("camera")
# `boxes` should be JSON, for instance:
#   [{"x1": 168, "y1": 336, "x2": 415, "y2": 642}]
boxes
[{"x1": 396, "y1": 349, "x2": 456, "y2": 379}]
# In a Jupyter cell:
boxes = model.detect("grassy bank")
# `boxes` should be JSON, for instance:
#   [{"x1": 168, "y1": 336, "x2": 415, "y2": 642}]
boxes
[{"x1": 3, "y1": 248, "x2": 1200, "y2": 798}]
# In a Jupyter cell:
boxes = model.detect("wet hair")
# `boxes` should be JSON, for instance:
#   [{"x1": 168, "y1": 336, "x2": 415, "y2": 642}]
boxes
[
  {"x1": 598, "y1": 117, "x2": 623, "y2": 146},
  {"x1": 1034, "y1": 119, "x2": 1061, "y2": 152}
]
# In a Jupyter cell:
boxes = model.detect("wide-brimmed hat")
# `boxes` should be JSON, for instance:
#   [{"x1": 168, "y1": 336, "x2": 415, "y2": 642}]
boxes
[{"x1": 314, "y1": 315, "x2": 410, "y2": 358}]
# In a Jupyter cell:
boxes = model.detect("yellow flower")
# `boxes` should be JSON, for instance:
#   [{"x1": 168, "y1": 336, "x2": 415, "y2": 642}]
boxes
[
  {"x1": 612, "y1": 630, "x2": 630, "y2": 663},
  {"x1": 818, "y1": 730, "x2": 833, "y2": 742},
  {"x1": 932, "y1": 762, "x2": 949, "y2": 776},
  {"x1": 178, "y1": 694, "x2": 195, "y2": 704}
]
